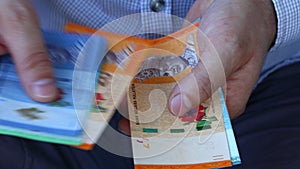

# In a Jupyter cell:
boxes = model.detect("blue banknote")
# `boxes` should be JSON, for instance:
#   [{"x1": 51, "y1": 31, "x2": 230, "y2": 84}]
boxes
[{"x1": 0, "y1": 31, "x2": 107, "y2": 135}]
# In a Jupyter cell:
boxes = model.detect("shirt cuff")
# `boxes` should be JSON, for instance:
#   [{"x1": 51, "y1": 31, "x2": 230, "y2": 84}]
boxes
[{"x1": 271, "y1": 0, "x2": 300, "y2": 51}]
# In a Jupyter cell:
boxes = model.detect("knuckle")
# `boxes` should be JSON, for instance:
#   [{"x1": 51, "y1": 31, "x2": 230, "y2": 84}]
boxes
[
  {"x1": 19, "y1": 51, "x2": 52, "y2": 74},
  {"x1": 221, "y1": 30, "x2": 247, "y2": 57},
  {"x1": 9, "y1": 4, "x2": 30, "y2": 23},
  {"x1": 1, "y1": 1, "x2": 34, "y2": 29}
]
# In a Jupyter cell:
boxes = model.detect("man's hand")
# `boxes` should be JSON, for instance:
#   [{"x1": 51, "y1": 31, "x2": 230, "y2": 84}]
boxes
[
  {"x1": 169, "y1": 0, "x2": 277, "y2": 119},
  {"x1": 118, "y1": 0, "x2": 277, "y2": 134},
  {"x1": 0, "y1": 0, "x2": 57, "y2": 102}
]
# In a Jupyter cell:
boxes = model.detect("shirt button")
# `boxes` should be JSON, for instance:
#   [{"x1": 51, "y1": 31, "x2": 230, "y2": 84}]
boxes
[{"x1": 150, "y1": 0, "x2": 165, "y2": 12}]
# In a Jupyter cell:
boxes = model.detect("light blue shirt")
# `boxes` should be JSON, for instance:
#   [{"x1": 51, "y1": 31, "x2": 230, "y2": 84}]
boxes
[{"x1": 31, "y1": 0, "x2": 300, "y2": 84}]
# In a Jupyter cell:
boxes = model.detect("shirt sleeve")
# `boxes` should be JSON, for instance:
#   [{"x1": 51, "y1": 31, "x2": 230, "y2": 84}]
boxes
[{"x1": 271, "y1": 0, "x2": 300, "y2": 50}]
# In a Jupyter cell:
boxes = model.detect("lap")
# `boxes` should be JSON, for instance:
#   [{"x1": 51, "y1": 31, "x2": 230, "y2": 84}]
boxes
[
  {"x1": 0, "y1": 112, "x2": 133, "y2": 169},
  {"x1": 227, "y1": 61, "x2": 300, "y2": 169},
  {"x1": 1, "y1": 62, "x2": 300, "y2": 169}
]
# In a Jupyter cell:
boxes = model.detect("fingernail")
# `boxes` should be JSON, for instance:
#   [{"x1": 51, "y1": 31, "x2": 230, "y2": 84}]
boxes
[
  {"x1": 32, "y1": 78, "x2": 57, "y2": 98},
  {"x1": 170, "y1": 94, "x2": 192, "y2": 116}
]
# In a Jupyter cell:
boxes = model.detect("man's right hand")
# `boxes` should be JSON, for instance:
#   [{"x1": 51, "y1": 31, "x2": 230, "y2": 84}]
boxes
[
  {"x1": 169, "y1": 0, "x2": 277, "y2": 119},
  {"x1": 0, "y1": 0, "x2": 57, "y2": 102}
]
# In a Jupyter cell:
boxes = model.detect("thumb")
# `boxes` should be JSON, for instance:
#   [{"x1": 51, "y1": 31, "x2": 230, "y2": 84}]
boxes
[
  {"x1": 169, "y1": 32, "x2": 226, "y2": 116},
  {"x1": 0, "y1": 1, "x2": 58, "y2": 102}
]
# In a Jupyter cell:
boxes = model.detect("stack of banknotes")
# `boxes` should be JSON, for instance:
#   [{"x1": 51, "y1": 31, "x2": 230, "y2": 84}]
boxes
[{"x1": 0, "y1": 31, "x2": 107, "y2": 146}]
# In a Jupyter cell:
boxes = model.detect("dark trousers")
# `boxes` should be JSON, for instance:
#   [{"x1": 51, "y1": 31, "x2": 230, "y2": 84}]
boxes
[{"x1": 1, "y1": 62, "x2": 300, "y2": 169}]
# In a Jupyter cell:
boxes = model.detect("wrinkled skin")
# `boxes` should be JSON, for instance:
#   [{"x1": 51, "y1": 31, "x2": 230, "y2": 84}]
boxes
[
  {"x1": 0, "y1": 0, "x2": 57, "y2": 102},
  {"x1": 169, "y1": 0, "x2": 277, "y2": 119}
]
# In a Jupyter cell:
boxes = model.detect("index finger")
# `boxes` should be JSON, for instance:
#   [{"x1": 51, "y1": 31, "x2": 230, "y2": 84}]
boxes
[
  {"x1": 0, "y1": 1, "x2": 57, "y2": 102},
  {"x1": 169, "y1": 28, "x2": 226, "y2": 116}
]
